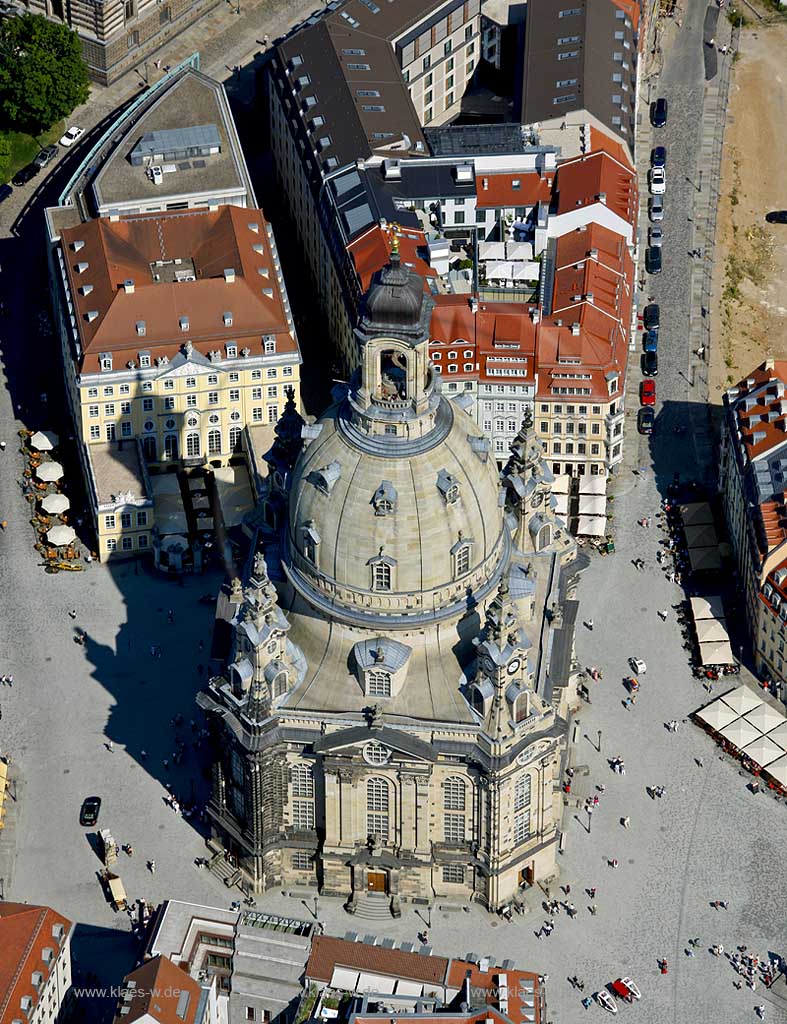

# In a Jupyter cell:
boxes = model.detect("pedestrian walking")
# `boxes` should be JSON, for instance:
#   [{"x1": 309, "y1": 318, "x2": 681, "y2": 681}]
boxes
[
  {"x1": 0, "y1": 441, "x2": 6, "y2": 452},
  {"x1": 68, "y1": 609, "x2": 77, "y2": 619},
  {"x1": 149, "y1": 860, "x2": 156, "y2": 874},
  {"x1": 622, "y1": 816, "x2": 630, "y2": 829},
  {"x1": 658, "y1": 608, "x2": 668, "y2": 621},
  {"x1": 107, "y1": 740, "x2": 114, "y2": 752},
  {"x1": 585, "y1": 619, "x2": 594, "y2": 631}
]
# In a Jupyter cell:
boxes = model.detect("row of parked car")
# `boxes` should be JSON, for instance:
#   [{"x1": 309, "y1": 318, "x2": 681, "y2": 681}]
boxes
[{"x1": 0, "y1": 125, "x2": 84, "y2": 204}]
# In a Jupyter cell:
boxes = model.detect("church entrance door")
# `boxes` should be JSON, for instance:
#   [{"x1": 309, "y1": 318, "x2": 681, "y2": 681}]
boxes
[{"x1": 367, "y1": 870, "x2": 387, "y2": 893}]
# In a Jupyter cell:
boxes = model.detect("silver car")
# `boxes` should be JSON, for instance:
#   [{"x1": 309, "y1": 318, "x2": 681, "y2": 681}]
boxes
[
  {"x1": 648, "y1": 225, "x2": 663, "y2": 247},
  {"x1": 649, "y1": 194, "x2": 664, "y2": 222}
]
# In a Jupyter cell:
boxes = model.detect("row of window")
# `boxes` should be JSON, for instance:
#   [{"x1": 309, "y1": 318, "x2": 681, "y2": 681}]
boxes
[
  {"x1": 87, "y1": 386, "x2": 280, "y2": 417},
  {"x1": 106, "y1": 533, "x2": 148, "y2": 552},
  {"x1": 84, "y1": 367, "x2": 294, "y2": 400},
  {"x1": 98, "y1": 341, "x2": 281, "y2": 372},
  {"x1": 288, "y1": 850, "x2": 467, "y2": 886},
  {"x1": 104, "y1": 510, "x2": 148, "y2": 530},
  {"x1": 548, "y1": 441, "x2": 602, "y2": 456},
  {"x1": 434, "y1": 364, "x2": 474, "y2": 374},
  {"x1": 540, "y1": 403, "x2": 602, "y2": 415}
]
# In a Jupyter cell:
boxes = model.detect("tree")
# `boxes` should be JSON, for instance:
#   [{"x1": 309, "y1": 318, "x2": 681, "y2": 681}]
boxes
[
  {"x1": 0, "y1": 132, "x2": 10, "y2": 181},
  {"x1": 0, "y1": 14, "x2": 89, "y2": 134}
]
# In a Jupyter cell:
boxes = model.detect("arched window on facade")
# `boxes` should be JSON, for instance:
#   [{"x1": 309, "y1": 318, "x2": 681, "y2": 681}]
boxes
[
  {"x1": 367, "y1": 669, "x2": 391, "y2": 697},
  {"x1": 229, "y1": 426, "x2": 242, "y2": 451},
  {"x1": 186, "y1": 432, "x2": 201, "y2": 457},
  {"x1": 291, "y1": 762, "x2": 315, "y2": 830},
  {"x1": 272, "y1": 671, "x2": 288, "y2": 699},
  {"x1": 443, "y1": 776, "x2": 466, "y2": 811},
  {"x1": 164, "y1": 434, "x2": 178, "y2": 460},
  {"x1": 207, "y1": 429, "x2": 222, "y2": 455},
  {"x1": 142, "y1": 435, "x2": 157, "y2": 461},
  {"x1": 537, "y1": 524, "x2": 552, "y2": 551},
  {"x1": 513, "y1": 774, "x2": 531, "y2": 846},
  {"x1": 366, "y1": 777, "x2": 390, "y2": 842}
]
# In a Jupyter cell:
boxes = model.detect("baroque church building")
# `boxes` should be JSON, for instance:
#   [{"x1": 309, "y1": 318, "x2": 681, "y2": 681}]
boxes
[{"x1": 198, "y1": 243, "x2": 583, "y2": 911}]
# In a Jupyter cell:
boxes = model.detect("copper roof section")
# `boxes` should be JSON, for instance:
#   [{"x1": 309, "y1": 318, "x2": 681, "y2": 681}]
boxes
[
  {"x1": 475, "y1": 172, "x2": 554, "y2": 209},
  {"x1": 113, "y1": 956, "x2": 201, "y2": 1024},
  {"x1": 555, "y1": 150, "x2": 638, "y2": 229},
  {"x1": 60, "y1": 206, "x2": 298, "y2": 374},
  {"x1": 0, "y1": 903, "x2": 72, "y2": 1024}
]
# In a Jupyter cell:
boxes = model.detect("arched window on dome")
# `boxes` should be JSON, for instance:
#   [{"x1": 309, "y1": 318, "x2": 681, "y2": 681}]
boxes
[
  {"x1": 451, "y1": 534, "x2": 473, "y2": 580},
  {"x1": 272, "y1": 671, "x2": 288, "y2": 699},
  {"x1": 537, "y1": 523, "x2": 552, "y2": 551},
  {"x1": 379, "y1": 349, "x2": 407, "y2": 402},
  {"x1": 301, "y1": 521, "x2": 321, "y2": 565},
  {"x1": 367, "y1": 669, "x2": 391, "y2": 697},
  {"x1": 368, "y1": 550, "x2": 396, "y2": 592}
]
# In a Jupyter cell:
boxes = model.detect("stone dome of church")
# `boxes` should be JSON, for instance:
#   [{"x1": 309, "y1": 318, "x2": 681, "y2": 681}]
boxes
[
  {"x1": 285, "y1": 398, "x2": 507, "y2": 623},
  {"x1": 362, "y1": 254, "x2": 425, "y2": 330}
]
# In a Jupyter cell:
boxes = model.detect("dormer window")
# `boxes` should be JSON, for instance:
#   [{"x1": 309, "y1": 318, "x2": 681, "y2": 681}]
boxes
[
  {"x1": 367, "y1": 669, "x2": 391, "y2": 697},
  {"x1": 301, "y1": 520, "x2": 321, "y2": 563},
  {"x1": 372, "y1": 480, "x2": 397, "y2": 516},
  {"x1": 368, "y1": 549, "x2": 396, "y2": 592},
  {"x1": 226, "y1": 344, "x2": 238, "y2": 358},
  {"x1": 100, "y1": 353, "x2": 113, "y2": 371},
  {"x1": 139, "y1": 352, "x2": 151, "y2": 367},
  {"x1": 310, "y1": 461, "x2": 341, "y2": 495},
  {"x1": 264, "y1": 337, "x2": 276, "y2": 354},
  {"x1": 451, "y1": 533, "x2": 473, "y2": 578},
  {"x1": 437, "y1": 468, "x2": 460, "y2": 505}
]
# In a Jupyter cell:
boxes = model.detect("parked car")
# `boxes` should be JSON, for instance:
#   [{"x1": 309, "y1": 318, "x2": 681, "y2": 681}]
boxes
[
  {"x1": 766, "y1": 211, "x2": 787, "y2": 224},
  {"x1": 79, "y1": 795, "x2": 102, "y2": 826},
  {"x1": 643, "y1": 350, "x2": 658, "y2": 376},
  {"x1": 650, "y1": 97, "x2": 668, "y2": 127},
  {"x1": 649, "y1": 194, "x2": 664, "y2": 222},
  {"x1": 645, "y1": 246, "x2": 662, "y2": 274},
  {"x1": 643, "y1": 303, "x2": 660, "y2": 330},
  {"x1": 640, "y1": 379, "x2": 656, "y2": 406},
  {"x1": 12, "y1": 163, "x2": 40, "y2": 186},
  {"x1": 651, "y1": 145, "x2": 666, "y2": 167},
  {"x1": 629, "y1": 657, "x2": 647, "y2": 674},
  {"x1": 59, "y1": 125, "x2": 85, "y2": 147},
  {"x1": 637, "y1": 407, "x2": 654, "y2": 435},
  {"x1": 33, "y1": 144, "x2": 58, "y2": 168},
  {"x1": 0, "y1": 183, "x2": 12, "y2": 205},
  {"x1": 643, "y1": 329, "x2": 658, "y2": 353},
  {"x1": 649, "y1": 166, "x2": 666, "y2": 195},
  {"x1": 649, "y1": 225, "x2": 663, "y2": 248}
]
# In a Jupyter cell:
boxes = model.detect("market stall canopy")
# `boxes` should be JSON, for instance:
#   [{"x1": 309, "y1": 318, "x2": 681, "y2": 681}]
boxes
[
  {"x1": 684, "y1": 523, "x2": 719, "y2": 549},
  {"x1": 553, "y1": 493, "x2": 569, "y2": 517},
  {"x1": 578, "y1": 475, "x2": 606, "y2": 496},
  {"x1": 30, "y1": 430, "x2": 59, "y2": 451},
  {"x1": 41, "y1": 493, "x2": 70, "y2": 515},
  {"x1": 695, "y1": 618, "x2": 730, "y2": 643},
  {"x1": 719, "y1": 717, "x2": 762, "y2": 749},
  {"x1": 764, "y1": 754, "x2": 787, "y2": 787},
  {"x1": 690, "y1": 595, "x2": 725, "y2": 620},
  {"x1": 46, "y1": 525, "x2": 76, "y2": 546},
  {"x1": 693, "y1": 699, "x2": 740, "y2": 731},
  {"x1": 35, "y1": 461, "x2": 64, "y2": 482},
  {"x1": 698, "y1": 639, "x2": 734, "y2": 665},
  {"x1": 743, "y1": 701, "x2": 786, "y2": 734},
  {"x1": 741, "y1": 734, "x2": 786, "y2": 768},
  {"x1": 719, "y1": 685, "x2": 763, "y2": 716},
  {"x1": 577, "y1": 515, "x2": 606, "y2": 537},
  {"x1": 578, "y1": 493, "x2": 606, "y2": 516},
  {"x1": 688, "y1": 545, "x2": 722, "y2": 572},
  {"x1": 764, "y1": 721, "x2": 787, "y2": 747},
  {"x1": 552, "y1": 474, "x2": 571, "y2": 494},
  {"x1": 680, "y1": 501, "x2": 714, "y2": 526}
]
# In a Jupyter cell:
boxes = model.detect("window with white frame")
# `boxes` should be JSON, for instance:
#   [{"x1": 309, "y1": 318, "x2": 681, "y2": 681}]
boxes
[
  {"x1": 267, "y1": 385, "x2": 277, "y2": 398},
  {"x1": 105, "y1": 424, "x2": 116, "y2": 441},
  {"x1": 366, "y1": 778, "x2": 389, "y2": 841},
  {"x1": 186, "y1": 432, "x2": 200, "y2": 457},
  {"x1": 268, "y1": 405, "x2": 278, "y2": 423},
  {"x1": 264, "y1": 338, "x2": 276, "y2": 354},
  {"x1": 513, "y1": 773, "x2": 531, "y2": 845},
  {"x1": 367, "y1": 669, "x2": 391, "y2": 697},
  {"x1": 164, "y1": 380, "x2": 174, "y2": 391},
  {"x1": 90, "y1": 425, "x2": 100, "y2": 439},
  {"x1": 229, "y1": 372, "x2": 240, "y2": 383},
  {"x1": 187, "y1": 395, "x2": 197, "y2": 408},
  {"x1": 106, "y1": 538, "x2": 117, "y2": 551},
  {"x1": 227, "y1": 345, "x2": 238, "y2": 358},
  {"x1": 371, "y1": 560, "x2": 392, "y2": 591},
  {"x1": 292, "y1": 800, "x2": 315, "y2": 829},
  {"x1": 104, "y1": 514, "x2": 116, "y2": 530},
  {"x1": 453, "y1": 543, "x2": 471, "y2": 578},
  {"x1": 252, "y1": 407, "x2": 263, "y2": 422}
]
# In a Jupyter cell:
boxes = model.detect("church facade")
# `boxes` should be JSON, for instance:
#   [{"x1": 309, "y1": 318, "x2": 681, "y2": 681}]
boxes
[{"x1": 198, "y1": 242, "x2": 582, "y2": 911}]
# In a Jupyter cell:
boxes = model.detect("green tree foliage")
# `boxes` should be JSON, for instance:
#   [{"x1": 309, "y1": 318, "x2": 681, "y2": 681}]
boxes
[
  {"x1": 0, "y1": 131, "x2": 10, "y2": 180},
  {"x1": 0, "y1": 14, "x2": 89, "y2": 134}
]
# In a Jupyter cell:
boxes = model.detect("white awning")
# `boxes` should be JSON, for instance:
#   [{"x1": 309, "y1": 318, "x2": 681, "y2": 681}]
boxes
[
  {"x1": 680, "y1": 501, "x2": 714, "y2": 526},
  {"x1": 719, "y1": 686, "x2": 763, "y2": 716},
  {"x1": 576, "y1": 515, "x2": 607, "y2": 537},
  {"x1": 698, "y1": 639, "x2": 734, "y2": 665},
  {"x1": 694, "y1": 619, "x2": 729, "y2": 643},
  {"x1": 578, "y1": 493, "x2": 606, "y2": 516},
  {"x1": 357, "y1": 972, "x2": 396, "y2": 994},
  {"x1": 578, "y1": 475, "x2": 606, "y2": 495},
  {"x1": 743, "y1": 702, "x2": 786, "y2": 734},
  {"x1": 690, "y1": 595, "x2": 725, "y2": 620},
  {"x1": 764, "y1": 753, "x2": 787, "y2": 786},
  {"x1": 552, "y1": 474, "x2": 571, "y2": 494},
  {"x1": 693, "y1": 699, "x2": 740, "y2": 731},
  {"x1": 719, "y1": 717, "x2": 762, "y2": 749},
  {"x1": 395, "y1": 980, "x2": 424, "y2": 997},
  {"x1": 741, "y1": 734, "x2": 786, "y2": 768},
  {"x1": 30, "y1": 430, "x2": 59, "y2": 451},
  {"x1": 36, "y1": 461, "x2": 64, "y2": 482},
  {"x1": 764, "y1": 721, "x2": 787, "y2": 746},
  {"x1": 553, "y1": 493, "x2": 569, "y2": 516},
  {"x1": 688, "y1": 545, "x2": 722, "y2": 572},
  {"x1": 330, "y1": 968, "x2": 359, "y2": 990}
]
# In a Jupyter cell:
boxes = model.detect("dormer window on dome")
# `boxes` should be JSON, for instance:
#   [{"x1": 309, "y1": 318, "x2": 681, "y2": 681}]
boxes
[
  {"x1": 372, "y1": 480, "x2": 398, "y2": 516},
  {"x1": 301, "y1": 520, "x2": 321, "y2": 563},
  {"x1": 451, "y1": 531, "x2": 473, "y2": 578},
  {"x1": 368, "y1": 548, "x2": 396, "y2": 591},
  {"x1": 309, "y1": 461, "x2": 341, "y2": 495},
  {"x1": 437, "y1": 468, "x2": 460, "y2": 505}
]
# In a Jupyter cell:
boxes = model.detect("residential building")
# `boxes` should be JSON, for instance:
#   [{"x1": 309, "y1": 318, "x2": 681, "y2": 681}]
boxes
[
  {"x1": 45, "y1": 68, "x2": 301, "y2": 563},
  {"x1": 145, "y1": 900, "x2": 239, "y2": 996},
  {"x1": 112, "y1": 955, "x2": 217, "y2": 1024},
  {"x1": 22, "y1": 0, "x2": 221, "y2": 85},
  {"x1": 197, "y1": 253, "x2": 581, "y2": 907},
  {"x1": 0, "y1": 903, "x2": 73, "y2": 1024},
  {"x1": 720, "y1": 361, "x2": 787, "y2": 704},
  {"x1": 519, "y1": 0, "x2": 640, "y2": 160}
]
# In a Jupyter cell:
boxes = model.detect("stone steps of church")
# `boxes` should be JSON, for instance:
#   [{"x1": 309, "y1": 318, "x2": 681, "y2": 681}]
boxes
[{"x1": 352, "y1": 894, "x2": 393, "y2": 920}]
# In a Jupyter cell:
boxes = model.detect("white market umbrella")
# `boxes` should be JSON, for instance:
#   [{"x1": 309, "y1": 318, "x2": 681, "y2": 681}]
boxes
[
  {"x1": 719, "y1": 686, "x2": 763, "y2": 716},
  {"x1": 690, "y1": 595, "x2": 725, "y2": 620},
  {"x1": 578, "y1": 493, "x2": 606, "y2": 516},
  {"x1": 764, "y1": 754, "x2": 787, "y2": 787},
  {"x1": 764, "y1": 721, "x2": 787, "y2": 746},
  {"x1": 41, "y1": 493, "x2": 70, "y2": 514},
  {"x1": 693, "y1": 699, "x2": 739, "y2": 732},
  {"x1": 46, "y1": 525, "x2": 76, "y2": 546},
  {"x1": 741, "y1": 734, "x2": 786, "y2": 768},
  {"x1": 36, "y1": 461, "x2": 64, "y2": 482},
  {"x1": 552, "y1": 474, "x2": 571, "y2": 494},
  {"x1": 695, "y1": 619, "x2": 730, "y2": 644},
  {"x1": 577, "y1": 515, "x2": 607, "y2": 537},
  {"x1": 578, "y1": 475, "x2": 606, "y2": 496},
  {"x1": 719, "y1": 717, "x2": 762, "y2": 750},
  {"x1": 30, "y1": 430, "x2": 59, "y2": 451},
  {"x1": 744, "y1": 702, "x2": 786, "y2": 734}
]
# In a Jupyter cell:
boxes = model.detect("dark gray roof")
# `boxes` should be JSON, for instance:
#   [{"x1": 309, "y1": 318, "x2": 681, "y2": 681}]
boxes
[
  {"x1": 425, "y1": 123, "x2": 552, "y2": 156},
  {"x1": 313, "y1": 724, "x2": 437, "y2": 761}
]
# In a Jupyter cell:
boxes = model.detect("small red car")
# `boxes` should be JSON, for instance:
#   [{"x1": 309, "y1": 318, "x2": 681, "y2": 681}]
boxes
[{"x1": 640, "y1": 379, "x2": 656, "y2": 406}]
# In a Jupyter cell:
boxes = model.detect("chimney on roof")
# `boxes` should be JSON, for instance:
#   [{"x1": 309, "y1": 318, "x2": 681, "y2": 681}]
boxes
[
  {"x1": 72, "y1": 240, "x2": 85, "y2": 252},
  {"x1": 571, "y1": 322, "x2": 581, "y2": 335},
  {"x1": 598, "y1": 192, "x2": 607, "y2": 204},
  {"x1": 469, "y1": 296, "x2": 479, "y2": 314},
  {"x1": 531, "y1": 309, "x2": 540, "y2": 324},
  {"x1": 123, "y1": 279, "x2": 135, "y2": 294},
  {"x1": 764, "y1": 359, "x2": 775, "y2": 371},
  {"x1": 586, "y1": 292, "x2": 594, "y2": 303},
  {"x1": 382, "y1": 159, "x2": 401, "y2": 180},
  {"x1": 179, "y1": 316, "x2": 190, "y2": 332},
  {"x1": 224, "y1": 268, "x2": 236, "y2": 284},
  {"x1": 589, "y1": 248, "x2": 598, "y2": 259}
]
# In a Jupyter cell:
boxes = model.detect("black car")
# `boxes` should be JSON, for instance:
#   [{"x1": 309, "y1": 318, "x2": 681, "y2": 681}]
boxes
[
  {"x1": 643, "y1": 350, "x2": 658, "y2": 377},
  {"x1": 766, "y1": 211, "x2": 787, "y2": 224},
  {"x1": 34, "y1": 144, "x2": 58, "y2": 168},
  {"x1": 643, "y1": 303, "x2": 660, "y2": 330},
  {"x1": 651, "y1": 146, "x2": 667, "y2": 167},
  {"x1": 646, "y1": 246, "x2": 662, "y2": 274},
  {"x1": 79, "y1": 795, "x2": 101, "y2": 826},
  {"x1": 637, "y1": 408, "x2": 655, "y2": 435},
  {"x1": 12, "y1": 163, "x2": 40, "y2": 187},
  {"x1": 0, "y1": 183, "x2": 12, "y2": 205},
  {"x1": 650, "y1": 98, "x2": 668, "y2": 128}
]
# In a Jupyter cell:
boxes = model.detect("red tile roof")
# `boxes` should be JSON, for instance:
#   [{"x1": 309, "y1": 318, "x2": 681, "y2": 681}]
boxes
[
  {"x1": 555, "y1": 151, "x2": 637, "y2": 228},
  {"x1": 60, "y1": 206, "x2": 298, "y2": 374},
  {"x1": 0, "y1": 903, "x2": 72, "y2": 1024},
  {"x1": 446, "y1": 959, "x2": 542, "y2": 1024},
  {"x1": 306, "y1": 936, "x2": 448, "y2": 987},
  {"x1": 114, "y1": 956, "x2": 201, "y2": 1024},
  {"x1": 475, "y1": 172, "x2": 553, "y2": 210},
  {"x1": 430, "y1": 297, "x2": 537, "y2": 385},
  {"x1": 348, "y1": 224, "x2": 436, "y2": 291}
]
